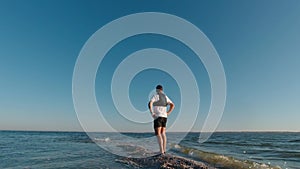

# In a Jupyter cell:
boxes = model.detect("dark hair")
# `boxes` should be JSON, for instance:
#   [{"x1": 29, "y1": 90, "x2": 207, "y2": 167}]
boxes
[{"x1": 156, "y1": 85, "x2": 163, "y2": 90}]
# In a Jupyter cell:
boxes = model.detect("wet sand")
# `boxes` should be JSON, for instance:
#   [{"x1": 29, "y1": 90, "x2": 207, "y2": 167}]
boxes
[{"x1": 116, "y1": 153, "x2": 215, "y2": 169}]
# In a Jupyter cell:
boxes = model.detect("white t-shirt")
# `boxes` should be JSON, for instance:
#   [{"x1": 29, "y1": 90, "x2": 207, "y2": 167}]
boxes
[{"x1": 150, "y1": 93, "x2": 173, "y2": 118}]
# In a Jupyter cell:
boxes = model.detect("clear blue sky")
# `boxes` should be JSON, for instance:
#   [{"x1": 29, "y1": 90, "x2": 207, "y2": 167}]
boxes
[{"x1": 0, "y1": 0, "x2": 299, "y2": 132}]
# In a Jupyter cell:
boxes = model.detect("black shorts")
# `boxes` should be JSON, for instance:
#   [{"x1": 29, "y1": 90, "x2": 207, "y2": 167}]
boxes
[{"x1": 154, "y1": 117, "x2": 167, "y2": 128}]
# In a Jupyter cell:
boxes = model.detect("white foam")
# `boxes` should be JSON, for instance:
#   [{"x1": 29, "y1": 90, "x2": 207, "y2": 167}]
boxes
[
  {"x1": 94, "y1": 137, "x2": 110, "y2": 142},
  {"x1": 174, "y1": 144, "x2": 181, "y2": 149}
]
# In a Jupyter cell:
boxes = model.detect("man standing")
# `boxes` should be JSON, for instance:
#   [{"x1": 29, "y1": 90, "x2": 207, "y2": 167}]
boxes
[{"x1": 148, "y1": 85, "x2": 175, "y2": 155}]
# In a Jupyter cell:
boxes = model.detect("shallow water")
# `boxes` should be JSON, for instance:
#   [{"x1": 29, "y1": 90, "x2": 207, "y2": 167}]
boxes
[
  {"x1": 0, "y1": 131, "x2": 299, "y2": 168},
  {"x1": 181, "y1": 132, "x2": 300, "y2": 168}
]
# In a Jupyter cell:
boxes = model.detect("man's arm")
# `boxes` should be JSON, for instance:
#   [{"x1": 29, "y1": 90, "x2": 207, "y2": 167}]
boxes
[
  {"x1": 148, "y1": 100, "x2": 155, "y2": 118},
  {"x1": 167, "y1": 102, "x2": 175, "y2": 115}
]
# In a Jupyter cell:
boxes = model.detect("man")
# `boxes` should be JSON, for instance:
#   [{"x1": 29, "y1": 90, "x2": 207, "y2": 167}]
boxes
[{"x1": 148, "y1": 85, "x2": 175, "y2": 155}]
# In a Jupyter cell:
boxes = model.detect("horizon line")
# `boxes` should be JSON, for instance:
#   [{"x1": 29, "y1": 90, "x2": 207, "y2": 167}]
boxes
[{"x1": 1, "y1": 129, "x2": 299, "y2": 133}]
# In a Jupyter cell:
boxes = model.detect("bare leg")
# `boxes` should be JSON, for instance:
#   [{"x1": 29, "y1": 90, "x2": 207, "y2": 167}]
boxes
[
  {"x1": 155, "y1": 127, "x2": 164, "y2": 154},
  {"x1": 161, "y1": 127, "x2": 167, "y2": 153}
]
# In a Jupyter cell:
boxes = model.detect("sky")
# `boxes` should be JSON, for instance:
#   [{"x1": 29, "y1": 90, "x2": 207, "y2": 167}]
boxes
[{"x1": 0, "y1": 0, "x2": 299, "y2": 132}]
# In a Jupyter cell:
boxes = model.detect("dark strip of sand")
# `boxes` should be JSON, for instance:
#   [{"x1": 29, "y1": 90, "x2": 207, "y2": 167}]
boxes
[{"x1": 116, "y1": 154, "x2": 215, "y2": 169}]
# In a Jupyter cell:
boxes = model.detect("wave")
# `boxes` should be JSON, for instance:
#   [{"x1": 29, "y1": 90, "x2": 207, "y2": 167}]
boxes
[
  {"x1": 91, "y1": 138, "x2": 158, "y2": 158},
  {"x1": 277, "y1": 151, "x2": 300, "y2": 159},
  {"x1": 93, "y1": 137, "x2": 110, "y2": 142},
  {"x1": 204, "y1": 141, "x2": 277, "y2": 148},
  {"x1": 288, "y1": 139, "x2": 300, "y2": 143},
  {"x1": 170, "y1": 144, "x2": 282, "y2": 169}
]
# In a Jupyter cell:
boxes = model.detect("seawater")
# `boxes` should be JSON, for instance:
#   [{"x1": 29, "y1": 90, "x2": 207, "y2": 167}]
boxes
[
  {"x1": 180, "y1": 132, "x2": 300, "y2": 168},
  {"x1": 0, "y1": 131, "x2": 299, "y2": 169}
]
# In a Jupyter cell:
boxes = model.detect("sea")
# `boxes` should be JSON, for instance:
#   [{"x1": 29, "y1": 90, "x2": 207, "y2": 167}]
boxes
[{"x1": 0, "y1": 131, "x2": 299, "y2": 169}]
